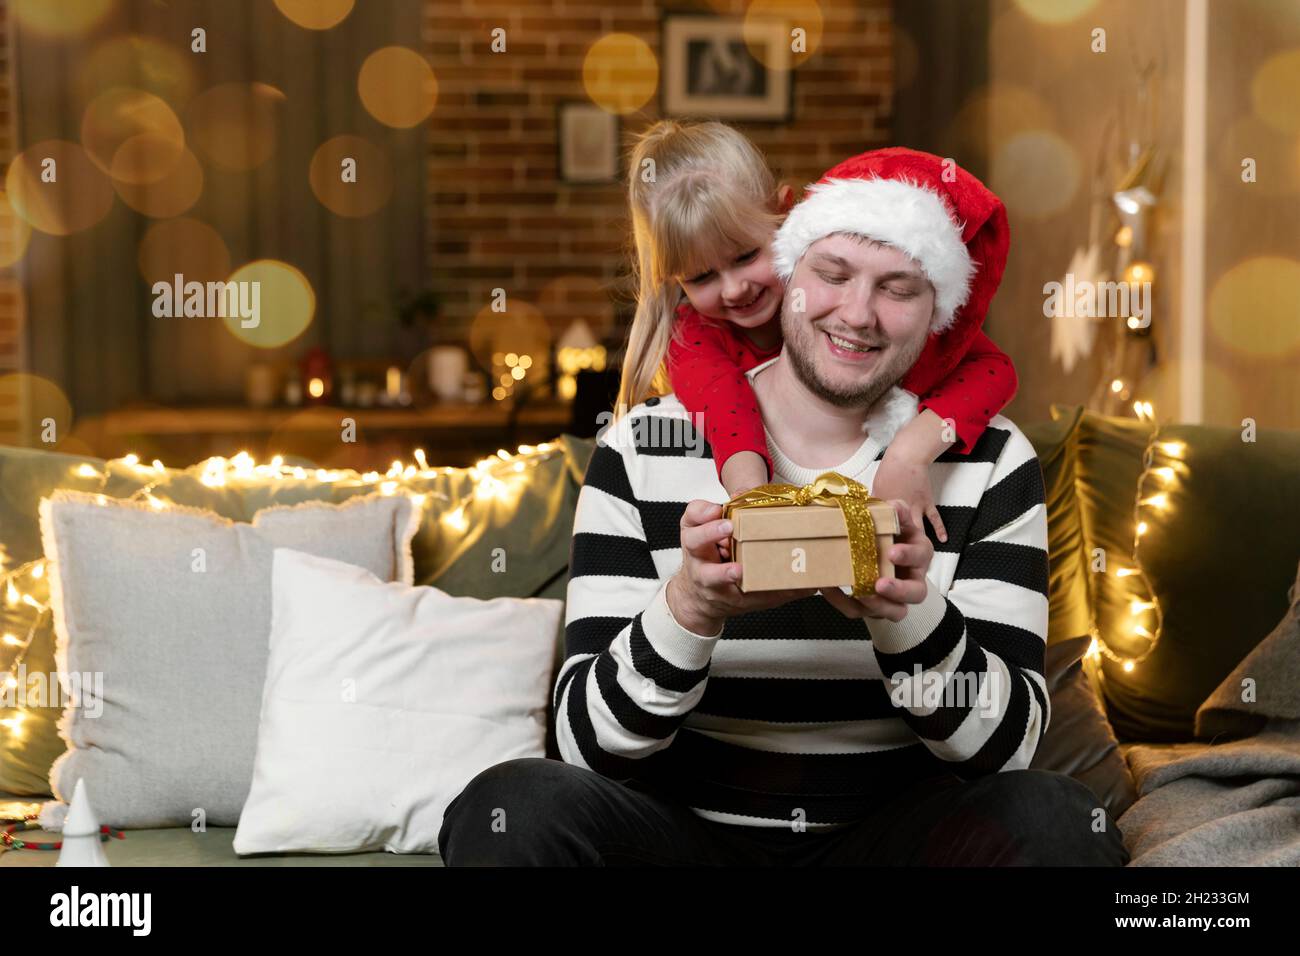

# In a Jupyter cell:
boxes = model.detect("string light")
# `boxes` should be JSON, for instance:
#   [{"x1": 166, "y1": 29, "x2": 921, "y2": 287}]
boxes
[
  {"x1": 1084, "y1": 408, "x2": 1175, "y2": 674},
  {"x1": 2, "y1": 439, "x2": 568, "y2": 739}
]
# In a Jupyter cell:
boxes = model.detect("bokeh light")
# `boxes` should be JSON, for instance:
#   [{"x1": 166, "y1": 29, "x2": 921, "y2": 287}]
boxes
[
  {"x1": 12, "y1": 0, "x2": 112, "y2": 37},
  {"x1": 5, "y1": 140, "x2": 116, "y2": 236},
  {"x1": 582, "y1": 34, "x2": 658, "y2": 115},
  {"x1": 186, "y1": 83, "x2": 284, "y2": 172},
  {"x1": 1251, "y1": 49, "x2": 1300, "y2": 135},
  {"x1": 950, "y1": 84, "x2": 1055, "y2": 162},
  {"x1": 113, "y1": 146, "x2": 203, "y2": 218},
  {"x1": 743, "y1": 0, "x2": 825, "y2": 69},
  {"x1": 1208, "y1": 256, "x2": 1300, "y2": 357},
  {"x1": 273, "y1": 0, "x2": 355, "y2": 31},
  {"x1": 0, "y1": 374, "x2": 73, "y2": 450},
  {"x1": 1012, "y1": 0, "x2": 1098, "y2": 24},
  {"x1": 0, "y1": 191, "x2": 33, "y2": 268},
  {"x1": 81, "y1": 88, "x2": 186, "y2": 185},
  {"x1": 469, "y1": 300, "x2": 551, "y2": 400},
  {"x1": 78, "y1": 35, "x2": 198, "y2": 109},
  {"x1": 222, "y1": 260, "x2": 316, "y2": 349},
  {"x1": 358, "y1": 47, "x2": 438, "y2": 129},
  {"x1": 308, "y1": 135, "x2": 394, "y2": 218},
  {"x1": 137, "y1": 218, "x2": 231, "y2": 286},
  {"x1": 990, "y1": 130, "x2": 1080, "y2": 220},
  {"x1": 1216, "y1": 116, "x2": 1300, "y2": 196}
]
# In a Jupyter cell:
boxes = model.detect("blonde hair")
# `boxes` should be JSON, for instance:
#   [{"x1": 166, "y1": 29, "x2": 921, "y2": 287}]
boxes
[{"x1": 615, "y1": 120, "x2": 783, "y2": 419}]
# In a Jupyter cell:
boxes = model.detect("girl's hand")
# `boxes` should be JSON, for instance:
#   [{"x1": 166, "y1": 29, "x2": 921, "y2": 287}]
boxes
[
  {"x1": 720, "y1": 451, "x2": 770, "y2": 501},
  {"x1": 871, "y1": 451, "x2": 947, "y2": 544}
]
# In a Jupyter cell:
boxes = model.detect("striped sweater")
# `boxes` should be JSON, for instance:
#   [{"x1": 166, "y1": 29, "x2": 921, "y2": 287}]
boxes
[{"x1": 555, "y1": 362, "x2": 1050, "y2": 829}]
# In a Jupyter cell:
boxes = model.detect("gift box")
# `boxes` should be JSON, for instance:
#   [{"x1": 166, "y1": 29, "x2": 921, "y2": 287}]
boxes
[{"x1": 724, "y1": 473, "x2": 899, "y2": 597}]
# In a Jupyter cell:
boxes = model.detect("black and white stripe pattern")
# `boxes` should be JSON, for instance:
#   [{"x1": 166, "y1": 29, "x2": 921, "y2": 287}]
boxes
[{"x1": 555, "y1": 391, "x2": 1050, "y2": 829}]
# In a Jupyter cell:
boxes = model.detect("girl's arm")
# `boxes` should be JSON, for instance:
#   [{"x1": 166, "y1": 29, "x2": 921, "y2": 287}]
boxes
[
  {"x1": 913, "y1": 330, "x2": 1018, "y2": 456},
  {"x1": 873, "y1": 332, "x2": 1018, "y2": 542},
  {"x1": 666, "y1": 307, "x2": 774, "y2": 497}
]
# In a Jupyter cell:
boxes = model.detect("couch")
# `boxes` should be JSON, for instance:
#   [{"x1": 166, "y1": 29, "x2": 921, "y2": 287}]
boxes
[{"x1": 2, "y1": 405, "x2": 1297, "y2": 866}]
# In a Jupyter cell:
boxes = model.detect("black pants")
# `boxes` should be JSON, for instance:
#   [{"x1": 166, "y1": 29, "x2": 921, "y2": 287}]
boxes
[{"x1": 438, "y1": 757, "x2": 1130, "y2": 866}]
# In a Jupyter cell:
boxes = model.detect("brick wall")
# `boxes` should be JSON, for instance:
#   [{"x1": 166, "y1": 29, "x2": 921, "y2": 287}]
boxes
[{"x1": 423, "y1": 0, "x2": 893, "y2": 353}]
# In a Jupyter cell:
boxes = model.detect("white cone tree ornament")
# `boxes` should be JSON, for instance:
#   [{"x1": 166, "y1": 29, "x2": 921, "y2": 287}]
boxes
[{"x1": 55, "y1": 778, "x2": 110, "y2": 867}]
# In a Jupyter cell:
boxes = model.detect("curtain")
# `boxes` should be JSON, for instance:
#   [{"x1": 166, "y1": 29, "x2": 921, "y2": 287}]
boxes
[{"x1": 11, "y1": 0, "x2": 425, "y2": 416}]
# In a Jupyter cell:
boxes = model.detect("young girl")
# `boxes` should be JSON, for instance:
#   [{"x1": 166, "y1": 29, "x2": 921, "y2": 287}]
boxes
[{"x1": 616, "y1": 120, "x2": 1016, "y2": 542}]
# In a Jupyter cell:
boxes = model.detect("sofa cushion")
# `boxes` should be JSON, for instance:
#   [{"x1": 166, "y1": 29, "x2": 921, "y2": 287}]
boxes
[{"x1": 1071, "y1": 409, "x2": 1300, "y2": 741}]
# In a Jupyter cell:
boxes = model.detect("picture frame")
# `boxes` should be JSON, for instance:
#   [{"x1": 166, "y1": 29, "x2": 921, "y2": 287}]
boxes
[
  {"x1": 660, "y1": 13, "x2": 793, "y2": 122},
  {"x1": 557, "y1": 101, "x2": 620, "y2": 184}
]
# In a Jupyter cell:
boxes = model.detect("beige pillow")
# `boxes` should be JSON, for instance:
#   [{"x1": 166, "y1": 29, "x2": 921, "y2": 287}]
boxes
[{"x1": 40, "y1": 490, "x2": 419, "y2": 828}]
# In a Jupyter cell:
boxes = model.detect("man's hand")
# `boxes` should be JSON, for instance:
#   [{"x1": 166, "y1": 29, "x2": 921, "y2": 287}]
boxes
[
  {"x1": 666, "y1": 499, "x2": 820, "y2": 635},
  {"x1": 820, "y1": 500, "x2": 933, "y2": 622}
]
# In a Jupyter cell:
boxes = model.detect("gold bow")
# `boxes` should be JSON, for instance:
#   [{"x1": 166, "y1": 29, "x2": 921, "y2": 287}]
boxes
[{"x1": 723, "y1": 471, "x2": 884, "y2": 598}]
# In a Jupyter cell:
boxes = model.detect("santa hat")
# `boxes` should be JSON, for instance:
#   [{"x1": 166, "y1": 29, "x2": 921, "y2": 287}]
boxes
[{"x1": 771, "y1": 147, "x2": 1009, "y2": 335}]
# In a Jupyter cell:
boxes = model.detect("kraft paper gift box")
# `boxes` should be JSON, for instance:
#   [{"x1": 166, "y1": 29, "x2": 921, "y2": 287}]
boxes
[{"x1": 728, "y1": 500, "x2": 900, "y2": 594}]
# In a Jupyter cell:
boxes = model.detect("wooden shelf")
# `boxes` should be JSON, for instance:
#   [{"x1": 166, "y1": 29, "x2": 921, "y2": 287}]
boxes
[{"x1": 76, "y1": 400, "x2": 578, "y2": 469}]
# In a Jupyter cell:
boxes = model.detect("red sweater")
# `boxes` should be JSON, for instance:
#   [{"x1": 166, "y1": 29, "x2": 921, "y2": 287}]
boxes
[{"x1": 665, "y1": 302, "x2": 1018, "y2": 483}]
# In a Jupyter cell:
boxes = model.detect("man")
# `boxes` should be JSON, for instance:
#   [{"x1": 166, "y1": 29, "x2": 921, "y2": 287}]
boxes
[{"x1": 439, "y1": 151, "x2": 1129, "y2": 866}]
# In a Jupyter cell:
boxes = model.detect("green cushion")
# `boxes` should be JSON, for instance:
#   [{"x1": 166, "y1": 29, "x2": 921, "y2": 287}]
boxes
[
  {"x1": 417, "y1": 434, "x2": 595, "y2": 600},
  {"x1": 1021, "y1": 406, "x2": 1092, "y2": 647},
  {"x1": 1071, "y1": 409, "x2": 1300, "y2": 742}
]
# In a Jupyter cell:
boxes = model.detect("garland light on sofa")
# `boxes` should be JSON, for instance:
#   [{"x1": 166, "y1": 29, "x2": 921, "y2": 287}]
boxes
[
  {"x1": 0, "y1": 439, "x2": 564, "y2": 746},
  {"x1": 1084, "y1": 400, "x2": 1180, "y2": 675}
]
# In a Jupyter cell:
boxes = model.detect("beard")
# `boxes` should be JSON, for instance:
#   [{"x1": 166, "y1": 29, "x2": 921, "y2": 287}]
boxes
[{"x1": 782, "y1": 313, "x2": 929, "y2": 410}]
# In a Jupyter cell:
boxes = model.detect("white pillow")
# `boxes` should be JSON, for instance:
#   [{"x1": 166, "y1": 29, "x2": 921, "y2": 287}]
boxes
[{"x1": 234, "y1": 548, "x2": 562, "y2": 856}]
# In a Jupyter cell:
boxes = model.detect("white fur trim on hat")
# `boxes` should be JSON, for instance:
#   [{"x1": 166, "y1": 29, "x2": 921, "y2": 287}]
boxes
[{"x1": 771, "y1": 176, "x2": 977, "y2": 333}]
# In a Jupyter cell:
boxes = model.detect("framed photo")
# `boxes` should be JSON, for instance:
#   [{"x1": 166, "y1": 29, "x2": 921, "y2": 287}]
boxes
[
  {"x1": 661, "y1": 13, "x2": 793, "y2": 122},
  {"x1": 557, "y1": 102, "x2": 620, "y2": 184}
]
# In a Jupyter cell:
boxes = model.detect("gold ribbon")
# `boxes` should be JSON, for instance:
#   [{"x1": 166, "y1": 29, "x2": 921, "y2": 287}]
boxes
[{"x1": 723, "y1": 471, "x2": 885, "y2": 598}]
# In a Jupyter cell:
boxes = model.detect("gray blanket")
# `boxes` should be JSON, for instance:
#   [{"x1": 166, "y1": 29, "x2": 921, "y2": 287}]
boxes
[{"x1": 1116, "y1": 561, "x2": 1300, "y2": 866}]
